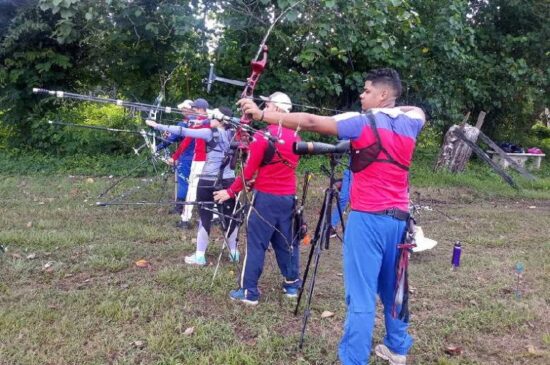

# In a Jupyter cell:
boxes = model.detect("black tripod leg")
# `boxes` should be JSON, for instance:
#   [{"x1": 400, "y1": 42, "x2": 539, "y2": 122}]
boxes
[
  {"x1": 294, "y1": 227, "x2": 318, "y2": 316},
  {"x1": 335, "y1": 190, "x2": 346, "y2": 238},
  {"x1": 294, "y1": 188, "x2": 331, "y2": 316},
  {"x1": 294, "y1": 184, "x2": 341, "y2": 348},
  {"x1": 298, "y1": 233, "x2": 327, "y2": 349}
]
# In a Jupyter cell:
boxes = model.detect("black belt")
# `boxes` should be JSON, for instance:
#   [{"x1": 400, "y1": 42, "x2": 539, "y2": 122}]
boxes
[{"x1": 355, "y1": 208, "x2": 410, "y2": 221}]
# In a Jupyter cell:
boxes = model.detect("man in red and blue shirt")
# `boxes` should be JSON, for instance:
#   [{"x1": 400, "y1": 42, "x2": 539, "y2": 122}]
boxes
[
  {"x1": 213, "y1": 92, "x2": 301, "y2": 305},
  {"x1": 238, "y1": 69, "x2": 425, "y2": 365}
]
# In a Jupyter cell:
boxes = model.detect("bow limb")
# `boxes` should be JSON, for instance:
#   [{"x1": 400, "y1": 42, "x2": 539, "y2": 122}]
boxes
[
  {"x1": 143, "y1": 92, "x2": 165, "y2": 156},
  {"x1": 238, "y1": 0, "x2": 304, "y2": 125},
  {"x1": 239, "y1": 46, "x2": 268, "y2": 125}
]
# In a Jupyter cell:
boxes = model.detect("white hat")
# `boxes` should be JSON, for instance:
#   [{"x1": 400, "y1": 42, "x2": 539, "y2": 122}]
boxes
[
  {"x1": 260, "y1": 92, "x2": 292, "y2": 112},
  {"x1": 177, "y1": 99, "x2": 193, "y2": 109}
]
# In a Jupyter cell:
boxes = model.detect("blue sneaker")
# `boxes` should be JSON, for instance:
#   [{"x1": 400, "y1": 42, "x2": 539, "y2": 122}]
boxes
[
  {"x1": 282, "y1": 279, "x2": 301, "y2": 298},
  {"x1": 229, "y1": 288, "x2": 259, "y2": 306}
]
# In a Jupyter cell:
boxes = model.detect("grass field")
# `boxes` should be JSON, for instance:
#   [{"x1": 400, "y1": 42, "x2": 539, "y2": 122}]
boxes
[{"x1": 1, "y1": 170, "x2": 549, "y2": 364}]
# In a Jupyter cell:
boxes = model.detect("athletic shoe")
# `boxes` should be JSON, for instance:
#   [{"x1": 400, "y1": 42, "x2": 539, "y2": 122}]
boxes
[
  {"x1": 229, "y1": 288, "x2": 259, "y2": 305},
  {"x1": 282, "y1": 286, "x2": 299, "y2": 298},
  {"x1": 374, "y1": 344, "x2": 407, "y2": 365},
  {"x1": 329, "y1": 226, "x2": 337, "y2": 238},
  {"x1": 176, "y1": 220, "x2": 191, "y2": 229},
  {"x1": 184, "y1": 253, "x2": 206, "y2": 266},
  {"x1": 168, "y1": 206, "x2": 183, "y2": 215},
  {"x1": 228, "y1": 250, "x2": 240, "y2": 263},
  {"x1": 282, "y1": 279, "x2": 301, "y2": 298}
]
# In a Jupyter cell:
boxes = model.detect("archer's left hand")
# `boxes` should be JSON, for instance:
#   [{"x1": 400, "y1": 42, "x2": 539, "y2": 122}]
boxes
[
  {"x1": 237, "y1": 98, "x2": 262, "y2": 121},
  {"x1": 213, "y1": 189, "x2": 231, "y2": 203},
  {"x1": 145, "y1": 119, "x2": 158, "y2": 129}
]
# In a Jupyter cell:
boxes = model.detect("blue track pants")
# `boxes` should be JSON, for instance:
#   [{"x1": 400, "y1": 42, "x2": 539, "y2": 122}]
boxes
[
  {"x1": 240, "y1": 191, "x2": 300, "y2": 300},
  {"x1": 176, "y1": 159, "x2": 192, "y2": 201},
  {"x1": 338, "y1": 211, "x2": 413, "y2": 364},
  {"x1": 331, "y1": 168, "x2": 352, "y2": 227}
]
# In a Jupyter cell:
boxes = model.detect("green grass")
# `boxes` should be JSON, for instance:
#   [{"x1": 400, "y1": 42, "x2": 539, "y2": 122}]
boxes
[
  {"x1": 0, "y1": 161, "x2": 549, "y2": 364},
  {"x1": 3, "y1": 147, "x2": 549, "y2": 200}
]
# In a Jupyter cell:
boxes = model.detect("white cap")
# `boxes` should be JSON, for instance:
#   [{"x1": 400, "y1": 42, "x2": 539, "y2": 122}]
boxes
[
  {"x1": 260, "y1": 92, "x2": 292, "y2": 112},
  {"x1": 177, "y1": 99, "x2": 193, "y2": 109}
]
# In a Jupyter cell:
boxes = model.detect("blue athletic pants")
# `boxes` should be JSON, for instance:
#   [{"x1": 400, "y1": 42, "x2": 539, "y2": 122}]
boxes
[
  {"x1": 240, "y1": 191, "x2": 300, "y2": 300},
  {"x1": 331, "y1": 168, "x2": 352, "y2": 227},
  {"x1": 176, "y1": 159, "x2": 192, "y2": 201},
  {"x1": 338, "y1": 211, "x2": 413, "y2": 364}
]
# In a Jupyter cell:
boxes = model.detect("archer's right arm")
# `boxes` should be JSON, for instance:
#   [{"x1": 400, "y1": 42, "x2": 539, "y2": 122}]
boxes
[{"x1": 237, "y1": 99, "x2": 338, "y2": 136}]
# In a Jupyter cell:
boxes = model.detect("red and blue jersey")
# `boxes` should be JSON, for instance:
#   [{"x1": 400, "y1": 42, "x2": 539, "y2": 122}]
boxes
[
  {"x1": 172, "y1": 116, "x2": 208, "y2": 162},
  {"x1": 336, "y1": 108, "x2": 425, "y2": 212},
  {"x1": 228, "y1": 125, "x2": 300, "y2": 197}
]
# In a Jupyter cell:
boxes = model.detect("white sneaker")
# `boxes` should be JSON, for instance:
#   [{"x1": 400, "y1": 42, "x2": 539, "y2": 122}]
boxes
[
  {"x1": 228, "y1": 250, "x2": 240, "y2": 263},
  {"x1": 374, "y1": 344, "x2": 407, "y2": 365},
  {"x1": 184, "y1": 253, "x2": 206, "y2": 266}
]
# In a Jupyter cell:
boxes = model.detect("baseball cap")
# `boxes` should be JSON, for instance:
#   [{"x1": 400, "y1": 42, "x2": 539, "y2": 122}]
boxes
[
  {"x1": 259, "y1": 92, "x2": 292, "y2": 112},
  {"x1": 191, "y1": 98, "x2": 209, "y2": 110},
  {"x1": 177, "y1": 99, "x2": 193, "y2": 109}
]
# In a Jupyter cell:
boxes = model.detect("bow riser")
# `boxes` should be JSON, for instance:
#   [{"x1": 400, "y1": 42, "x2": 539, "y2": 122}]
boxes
[{"x1": 239, "y1": 45, "x2": 268, "y2": 126}]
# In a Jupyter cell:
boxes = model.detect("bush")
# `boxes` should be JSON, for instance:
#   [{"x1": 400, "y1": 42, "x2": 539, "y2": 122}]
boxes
[
  {"x1": 0, "y1": 150, "x2": 154, "y2": 176},
  {"x1": 26, "y1": 102, "x2": 144, "y2": 155}
]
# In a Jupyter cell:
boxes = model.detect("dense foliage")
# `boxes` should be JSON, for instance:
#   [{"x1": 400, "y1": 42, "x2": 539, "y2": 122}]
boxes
[{"x1": 0, "y1": 0, "x2": 548, "y2": 154}]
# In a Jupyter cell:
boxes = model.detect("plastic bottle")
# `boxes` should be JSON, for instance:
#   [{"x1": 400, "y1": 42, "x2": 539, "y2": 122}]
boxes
[{"x1": 451, "y1": 241, "x2": 462, "y2": 268}]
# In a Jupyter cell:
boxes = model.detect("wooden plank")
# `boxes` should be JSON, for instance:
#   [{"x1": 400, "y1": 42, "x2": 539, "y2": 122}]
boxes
[
  {"x1": 475, "y1": 111, "x2": 486, "y2": 129},
  {"x1": 455, "y1": 130, "x2": 519, "y2": 189},
  {"x1": 460, "y1": 112, "x2": 471, "y2": 126},
  {"x1": 477, "y1": 131, "x2": 536, "y2": 180}
]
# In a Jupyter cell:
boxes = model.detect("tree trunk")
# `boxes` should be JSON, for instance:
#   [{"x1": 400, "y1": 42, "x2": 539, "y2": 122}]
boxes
[{"x1": 434, "y1": 112, "x2": 486, "y2": 172}]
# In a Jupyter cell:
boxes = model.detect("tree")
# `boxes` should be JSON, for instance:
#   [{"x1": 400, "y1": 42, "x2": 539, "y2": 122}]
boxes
[
  {"x1": 0, "y1": 0, "x2": 209, "y2": 150},
  {"x1": 466, "y1": 0, "x2": 550, "y2": 140}
]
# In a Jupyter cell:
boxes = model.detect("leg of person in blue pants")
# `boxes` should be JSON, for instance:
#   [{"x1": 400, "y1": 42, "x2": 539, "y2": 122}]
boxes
[
  {"x1": 331, "y1": 169, "x2": 352, "y2": 229},
  {"x1": 238, "y1": 192, "x2": 276, "y2": 301},
  {"x1": 234, "y1": 192, "x2": 298, "y2": 302},
  {"x1": 338, "y1": 211, "x2": 413, "y2": 365},
  {"x1": 268, "y1": 195, "x2": 300, "y2": 295},
  {"x1": 175, "y1": 159, "x2": 192, "y2": 214}
]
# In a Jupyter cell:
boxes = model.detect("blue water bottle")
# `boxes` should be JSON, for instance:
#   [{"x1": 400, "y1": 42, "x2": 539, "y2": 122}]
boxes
[{"x1": 451, "y1": 241, "x2": 462, "y2": 268}]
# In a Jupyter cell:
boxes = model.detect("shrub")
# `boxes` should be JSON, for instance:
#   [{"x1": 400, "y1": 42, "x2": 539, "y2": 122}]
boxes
[{"x1": 28, "y1": 103, "x2": 144, "y2": 155}]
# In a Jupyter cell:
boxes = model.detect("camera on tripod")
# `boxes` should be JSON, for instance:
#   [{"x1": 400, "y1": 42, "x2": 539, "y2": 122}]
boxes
[
  {"x1": 293, "y1": 140, "x2": 350, "y2": 155},
  {"x1": 293, "y1": 140, "x2": 349, "y2": 348}
]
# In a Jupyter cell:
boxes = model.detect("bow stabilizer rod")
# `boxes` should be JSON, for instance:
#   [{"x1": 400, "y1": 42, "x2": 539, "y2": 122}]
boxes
[{"x1": 33, "y1": 88, "x2": 180, "y2": 115}]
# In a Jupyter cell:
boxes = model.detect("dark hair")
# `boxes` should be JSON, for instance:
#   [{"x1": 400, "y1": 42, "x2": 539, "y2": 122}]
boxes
[{"x1": 365, "y1": 68, "x2": 402, "y2": 99}]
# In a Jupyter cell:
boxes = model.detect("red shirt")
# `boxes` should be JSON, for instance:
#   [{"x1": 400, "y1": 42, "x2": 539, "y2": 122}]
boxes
[
  {"x1": 172, "y1": 116, "x2": 208, "y2": 162},
  {"x1": 335, "y1": 109, "x2": 425, "y2": 212},
  {"x1": 228, "y1": 125, "x2": 300, "y2": 196}
]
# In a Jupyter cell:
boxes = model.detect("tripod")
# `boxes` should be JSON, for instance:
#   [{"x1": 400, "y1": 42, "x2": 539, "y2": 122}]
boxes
[{"x1": 294, "y1": 153, "x2": 346, "y2": 349}]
